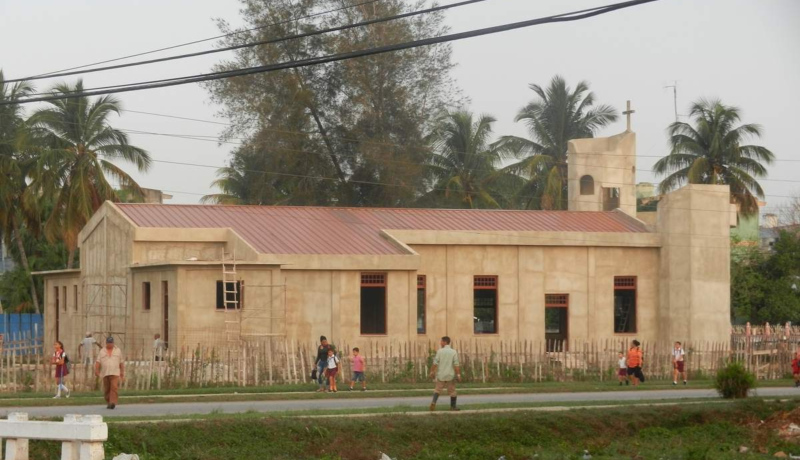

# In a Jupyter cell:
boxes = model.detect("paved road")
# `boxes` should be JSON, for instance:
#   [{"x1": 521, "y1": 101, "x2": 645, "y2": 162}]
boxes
[{"x1": 2, "y1": 387, "x2": 798, "y2": 419}]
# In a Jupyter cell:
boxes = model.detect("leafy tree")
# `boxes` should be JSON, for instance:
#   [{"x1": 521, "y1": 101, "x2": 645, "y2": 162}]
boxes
[
  {"x1": 497, "y1": 76, "x2": 617, "y2": 210},
  {"x1": 0, "y1": 70, "x2": 41, "y2": 313},
  {"x1": 204, "y1": 0, "x2": 460, "y2": 207},
  {"x1": 26, "y1": 81, "x2": 151, "y2": 267},
  {"x1": 731, "y1": 231, "x2": 800, "y2": 324},
  {"x1": 654, "y1": 99, "x2": 774, "y2": 215},
  {"x1": 0, "y1": 217, "x2": 69, "y2": 313},
  {"x1": 421, "y1": 111, "x2": 512, "y2": 208}
]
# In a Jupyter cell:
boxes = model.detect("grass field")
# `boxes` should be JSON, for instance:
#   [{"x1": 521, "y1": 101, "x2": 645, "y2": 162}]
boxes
[
  {"x1": 1, "y1": 379, "x2": 793, "y2": 407},
  {"x1": 27, "y1": 398, "x2": 800, "y2": 459}
]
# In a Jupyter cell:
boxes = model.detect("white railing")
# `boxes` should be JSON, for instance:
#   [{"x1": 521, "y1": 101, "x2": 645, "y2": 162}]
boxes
[{"x1": 0, "y1": 412, "x2": 107, "y2": 460}]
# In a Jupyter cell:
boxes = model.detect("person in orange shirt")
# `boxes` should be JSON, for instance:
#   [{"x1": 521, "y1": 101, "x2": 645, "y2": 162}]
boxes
[{"x1": 626, "y1": 340, "x2": 644, "y2": 386}]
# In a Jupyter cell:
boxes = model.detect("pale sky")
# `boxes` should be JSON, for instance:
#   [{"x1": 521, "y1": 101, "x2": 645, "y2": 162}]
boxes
[{"x1": 1, "y1": 0, "x2": 798, "y2": 213}]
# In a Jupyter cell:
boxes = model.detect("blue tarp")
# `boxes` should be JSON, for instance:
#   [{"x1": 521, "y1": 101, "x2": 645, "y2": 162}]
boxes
[{"x1": 0, "y1": 313, "x2": 43, "y2": 338}]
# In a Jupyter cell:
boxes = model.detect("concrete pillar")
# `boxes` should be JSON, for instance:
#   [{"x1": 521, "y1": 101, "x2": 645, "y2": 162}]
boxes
[
  {"x1": 77, "y1": 415, "x2": 105, "y2": 460},
  {"x1": 5, "y1": 413, "x2": 29, "y2": 460},
  {"x1": 657, "y1": 184, "x2": 731, "y2": 344},
  {"x1": 60, "y1": 415, "x2": 80, "y2": 460}
]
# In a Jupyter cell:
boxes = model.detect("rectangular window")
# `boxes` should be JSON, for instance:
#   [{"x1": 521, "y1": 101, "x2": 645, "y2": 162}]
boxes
[
  {"x1": 73, "y1": 285, "x2": 78, "y2": 311},
  {"x1": 62, "y1": 286, "x2": 67, "y2": 311},
  {"x1": 417, "y1": 275, "x2": 426, "y2": 334},
  {"x1": 361, "y1": 273, "x2": 387, "y2": 335},
  {"x1": 614, "y1": 276, "x2": 637, "y2": 333},
  {"x1": 142, "y1": 282, "x2": 151, "y2": 310},
  {"x1": 216, "y1": 281, "x2": 243, "y2": 310},
  {"x1": 473, "y1": 276, "x2": 498, "y2": 334},
  {"x1": 54, "y1": 286, "x2": 60, "y2": 310},
  {"x1": 544, "y1": 294, "x2": 569, "y2": 346}
]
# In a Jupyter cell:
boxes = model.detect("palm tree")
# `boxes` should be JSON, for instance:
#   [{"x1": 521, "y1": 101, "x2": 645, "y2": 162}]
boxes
[
  {"x1": 423, "y1": 111, "x2": 511, "y2": 209},
  {"x1": 654, "y1": 99, "x2": 774, "y2": 215},
  {"x1": 497, "y1": 76, "x2": 618, "y2": 210},
  {"x1": 0, "y1": 70, "x2": 42, "y2": 313},
  {"x1": 27, "y1": 80, "x2": 151, "y2": 267}
]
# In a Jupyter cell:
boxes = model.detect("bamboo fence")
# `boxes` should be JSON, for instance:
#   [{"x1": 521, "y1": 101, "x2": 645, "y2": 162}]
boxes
[{"x1": 1, "y1": 332, "x2": 795, "y2": 393}]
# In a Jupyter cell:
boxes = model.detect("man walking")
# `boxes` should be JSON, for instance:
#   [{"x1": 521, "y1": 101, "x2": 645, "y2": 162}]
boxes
[
  {"x1": 95, "y1": 337, "x2": 124, "y2": 409},
  {"x1": 153, "y1": 333, "x2": 167, "y2": 361},
  {"x1": 429, "y1": 336, "x2": 461, "y2": 411},
  {"x1": 78, "y1": 332, "x2": 100, "y2": 366}
]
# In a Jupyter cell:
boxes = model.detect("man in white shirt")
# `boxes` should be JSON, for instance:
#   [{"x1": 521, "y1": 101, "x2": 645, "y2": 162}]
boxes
[
  {"x1": 429, "y1": 336, "x2": 461, "y2": 411},
  {"x1": 153, "y1": 333, "x2": 167, "y2": 361},
  {"x1": 78, "y1": 332, "x2": 100, "y2": 365},
  {"x1": 672, "y1": 341, "x2": 687, "y2": 385}
]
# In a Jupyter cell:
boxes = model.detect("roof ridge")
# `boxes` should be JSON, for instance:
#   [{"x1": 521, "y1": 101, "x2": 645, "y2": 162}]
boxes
[{"x1": 115, "y1": 202, "x2": 627, "y2": 215}]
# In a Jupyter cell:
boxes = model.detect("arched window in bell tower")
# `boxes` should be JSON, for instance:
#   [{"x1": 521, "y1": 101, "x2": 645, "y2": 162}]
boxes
[{"x1": 580, "y1": 175, "x2": 595, "y2": 195}]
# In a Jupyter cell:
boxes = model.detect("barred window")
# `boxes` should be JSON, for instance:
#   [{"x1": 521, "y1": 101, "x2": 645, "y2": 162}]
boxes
[
  {"x1": 614, "y1": 276, "x2": 637, "y2": 333},
  {"x1": 474, "y1": 276, "x2": 498, "y2": 334},
  {"x1": 361, "y1": 273, "x2": 387, "y2": 334}
]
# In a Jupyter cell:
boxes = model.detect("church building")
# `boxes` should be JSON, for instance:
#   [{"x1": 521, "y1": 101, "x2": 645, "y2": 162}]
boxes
[{"x1": 38, "y1": 127, "x2": 732, "y2": 353}]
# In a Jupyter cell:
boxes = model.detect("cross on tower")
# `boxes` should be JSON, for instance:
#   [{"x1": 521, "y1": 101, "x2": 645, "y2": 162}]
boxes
[{"x1": 623, "y1": 100, "x2": 635, "y2": 132}]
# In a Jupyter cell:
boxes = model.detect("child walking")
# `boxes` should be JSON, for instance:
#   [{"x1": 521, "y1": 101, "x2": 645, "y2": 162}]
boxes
[
  {"x1": 51, "y1": 341, "x2": 70, "y2": 398},
  {"x1": 349, "y1": 347, "x2": 367, "y2": 391},
  {"x1": 792, "y1": 351, "x2": 800, "y2": 388},
  {"x1": 617, "y1": 352, "x2": 628, "y2": 386},
  {"x1": 325, "y1": 348, "x2": 340, "y2": 393}
]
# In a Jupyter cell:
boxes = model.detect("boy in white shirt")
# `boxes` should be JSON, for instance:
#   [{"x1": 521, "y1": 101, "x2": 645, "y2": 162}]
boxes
[
  {"x1": 672, "y1": 341, "x2": 687, "y2": 385},
  {"x1": 325, "y1": 348, "x2": 340, "y2": 393},
  {"x1": 617, "y1": 352, "x2": 628, "y2": 386}
]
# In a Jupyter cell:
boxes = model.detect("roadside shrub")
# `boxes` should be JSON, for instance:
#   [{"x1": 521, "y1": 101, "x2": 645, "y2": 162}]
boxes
[{"x1": 713, "y1": 361, "x2": 756, "y2": 399}]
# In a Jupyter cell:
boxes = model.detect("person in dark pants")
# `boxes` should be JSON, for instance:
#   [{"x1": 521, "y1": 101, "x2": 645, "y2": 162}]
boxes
[
  {"x1": 95, "y1": 337, "x2": 125, "y2": 409},
  {"x1": 626, "y1": 339, "x2": 644, "y2": 386},
  {"x1": 315, "y1": 336, "x2": 331, "y2": 392}
]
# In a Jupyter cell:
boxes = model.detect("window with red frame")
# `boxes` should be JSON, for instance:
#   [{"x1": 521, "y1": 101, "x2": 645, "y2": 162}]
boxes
[
  {"x1": 361, "y1": 273, "x2": 387, "y2": 335},
  {"x1": 473, "y1": 276, "x2": 498, "y2": 334},
  {"x1": 614, "y1": 276, "x2": 637, "y2": 333}
]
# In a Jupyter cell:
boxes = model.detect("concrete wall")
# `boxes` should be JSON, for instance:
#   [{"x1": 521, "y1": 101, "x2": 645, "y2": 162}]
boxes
[
  {"x1": 43, "y1": 273, "x2": 82, "y2": 355},
  {"x1": 568, "y1": 131, "x2": 637, "y2": 216},
  {"x1": 658, "y1": 184, "x2": 731, "y2": 343},
  {"x1": 175, "y1": 265, "x2": 281, "y2": 349},
  {"x1": 128, "y1": 268, "x2": 177, "y2": 351},
  {"x1": 269, "y1": 244, "x2": 660, "y2": 348}
]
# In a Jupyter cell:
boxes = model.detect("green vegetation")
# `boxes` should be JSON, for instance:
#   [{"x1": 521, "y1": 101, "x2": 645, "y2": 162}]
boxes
[
  {"x1": 654, "y1": 98, "x2": 774, "y2": 215},
  {"x1": 0, "y1": 72, "x2": 149, "y2": 310},
  {"x1": 714, "y1": 361, "x2": 757, "y2": 399},
  {"x1": 29, "y1": 398, "x2": 800, "y2": 459},
  {"x1": 497, "y1": 75, "x2": 618, "y2": 210},
  {"x1": 732, "y1": 230, "x2": 800, "y2": 324}
]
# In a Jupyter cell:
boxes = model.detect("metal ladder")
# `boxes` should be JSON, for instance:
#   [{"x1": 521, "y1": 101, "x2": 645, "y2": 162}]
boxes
[{"x1": 222, "y1": 248, "x2": 241, "y2": 344}]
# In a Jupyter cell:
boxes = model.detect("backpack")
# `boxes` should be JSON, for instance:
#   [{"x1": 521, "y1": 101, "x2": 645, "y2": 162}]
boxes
[{"x1": 63, "y1": 352, "x2": 70, "y2": 373}]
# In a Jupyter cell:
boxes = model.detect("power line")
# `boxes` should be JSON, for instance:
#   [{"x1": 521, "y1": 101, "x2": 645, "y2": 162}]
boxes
[
  {"x1": 118, "y1": 127, "x2": 800, "y2": 182},
  {"x1": 13, "y1": 0, "x2": 382, "y2": 81},
  {"x1": 3, "y1": 0, "x2": 663, "y2": 106},
  {"x1": 141, "y1": 156, "x2": 797, "y2": 204},
  {"x1": 7, "y1": 0, "x2": 493, "y2": 84}
]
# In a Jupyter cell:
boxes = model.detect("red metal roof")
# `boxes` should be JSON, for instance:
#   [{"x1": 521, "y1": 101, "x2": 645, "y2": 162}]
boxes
[{"x1": 116, "y1": 204, "x2": 650, "y2": 256}]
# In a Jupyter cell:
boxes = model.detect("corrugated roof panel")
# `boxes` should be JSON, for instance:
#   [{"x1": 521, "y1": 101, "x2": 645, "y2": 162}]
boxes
[{"x1": 116, "y1": 204, "x2": 650, "y2": 255}]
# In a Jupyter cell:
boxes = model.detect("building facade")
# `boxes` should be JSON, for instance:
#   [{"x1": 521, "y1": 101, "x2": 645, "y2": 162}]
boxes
[{"x1": 39, "y1": 130, "x2": 733, "y2": 353}]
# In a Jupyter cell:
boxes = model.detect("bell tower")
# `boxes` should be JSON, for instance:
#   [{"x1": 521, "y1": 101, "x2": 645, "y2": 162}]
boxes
[{"x1": 567, "y1": 101, "x2": 637, "y2": 216}]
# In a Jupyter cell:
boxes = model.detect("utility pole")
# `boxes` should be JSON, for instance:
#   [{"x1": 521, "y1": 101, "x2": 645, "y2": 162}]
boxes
[{"x1": 664, "y1": 81, "x2": 678, "y2": 123}]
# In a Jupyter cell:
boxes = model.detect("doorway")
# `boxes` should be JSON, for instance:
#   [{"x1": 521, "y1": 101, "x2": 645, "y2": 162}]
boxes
[
  {"x1": 545, "y1": 294, "x2": 568, "y2": 352},
  {"x1": 54, "y1": 286, "x2": 60, "y2": 342}
]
